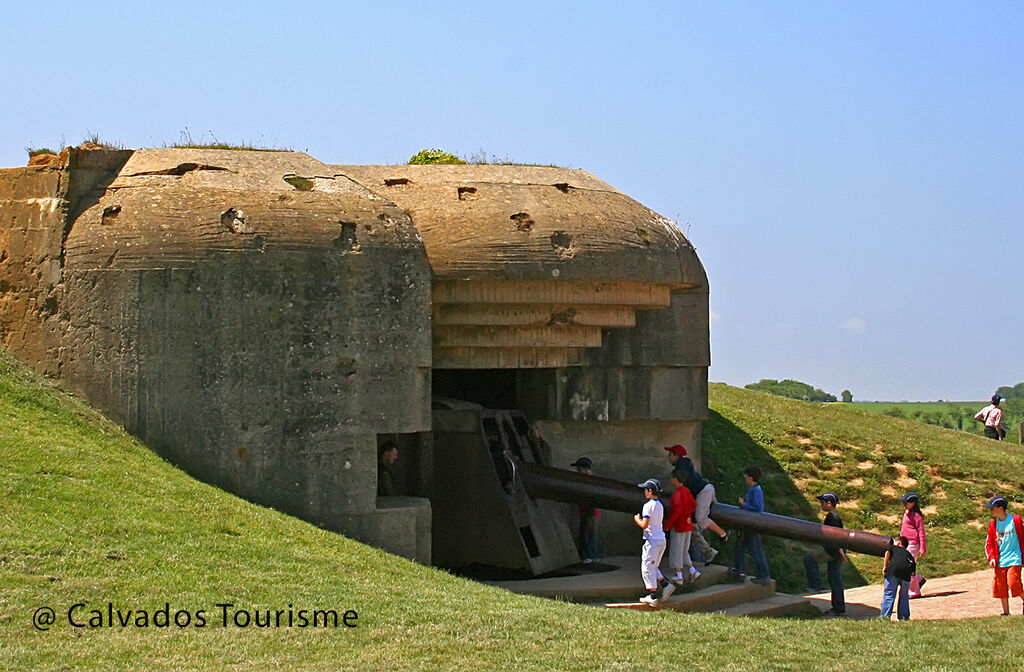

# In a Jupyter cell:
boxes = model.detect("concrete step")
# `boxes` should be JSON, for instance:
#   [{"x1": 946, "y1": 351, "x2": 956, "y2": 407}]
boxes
[
  {"x1": 717, "y1": 592, "x2": 820, "y2": 619},
  {"x1": 605, "y1": 578, "x2": 777, "y2": 613},
  {"x1": 488, "y1": 557, "x2": 729, "y2": 602}
]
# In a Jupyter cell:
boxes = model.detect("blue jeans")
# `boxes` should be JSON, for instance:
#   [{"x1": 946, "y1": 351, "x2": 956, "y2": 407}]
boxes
[
  {"x1": 733, "y1": 532, "x2": 770, "y2": 580},
  {"x1": 804, "y1": 551, "x2": 845, "y2": 612},
  {"x1": 880, "y1": 577, "x2": 910, "y2": 620}
]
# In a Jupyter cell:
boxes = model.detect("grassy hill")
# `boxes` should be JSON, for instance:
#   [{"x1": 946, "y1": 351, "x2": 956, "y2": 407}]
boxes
[{"x1": 3, "y1": 353, "x2": 1024, "y2": 671}]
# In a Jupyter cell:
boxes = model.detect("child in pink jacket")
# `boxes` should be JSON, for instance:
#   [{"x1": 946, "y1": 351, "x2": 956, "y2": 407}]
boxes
[{"x1": 900, "y1": 492, "x2": 927, "y2": 598}]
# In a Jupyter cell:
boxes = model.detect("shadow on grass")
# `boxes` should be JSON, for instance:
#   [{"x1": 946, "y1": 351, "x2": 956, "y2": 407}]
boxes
[{"x1": 702, "y1": 409, "x2": 869, "y2": 593}]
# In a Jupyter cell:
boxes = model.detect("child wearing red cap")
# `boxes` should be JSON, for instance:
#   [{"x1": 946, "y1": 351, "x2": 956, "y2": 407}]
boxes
[{"x1": 664, "y1": 444, "x2": 728, "y2": 562}]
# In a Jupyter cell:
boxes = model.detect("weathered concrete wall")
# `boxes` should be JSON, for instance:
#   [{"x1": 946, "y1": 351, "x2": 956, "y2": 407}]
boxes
[
  {"x1": 1, "y1": 148, "x2": 434, "y2": 558},
  {"x1": 0, "y1": 165, "x2": 67, "y2": 374}
]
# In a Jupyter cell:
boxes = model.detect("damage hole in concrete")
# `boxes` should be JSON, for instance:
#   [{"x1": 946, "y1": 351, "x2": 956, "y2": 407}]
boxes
[
  {"x1": 550, "y1": 230, "x2": 578, "y2": 259},
  {"x1": 129, "y1": 163, "x2": 229, "y2": 177},
  {"x1": 221, "y1": 208, "x2": 253, "y2": 234},
  {"x1": 383, "y1": 177, "x2": 410, "y2": 187},
  {"x1": 635, "y1": 227, "x2": 650, "y2": 244},
  {"x1": 338, "y1": 357, "x2": 357, "y2": 377},
  {"x1": 553, "y1": 182, "x2": 570, "y2": 193},
  {"x1": 283, "y1": 175, "x2": 314, "y2": 191},
  {"x1": 104, "y1": 249, "x2": 119, "y2": 268},
  {"x1": 101, "y1": 204, "x2": 121, "y2": 225},
  {"x1": 457, "y1": 186, "x2": 478, "y2": 200},
  {"x1": 510, "y1": 212, "x2": 534, "y2": 232},
  {"x1": 0, "y1": 250, "x2": 8, "y2": 264},
  {"x1": 546, "y1": 307, "x2": 577, "y2": 326},
  {"x1": 333, "y1": 221, "x2": 360, "y2": 253}
]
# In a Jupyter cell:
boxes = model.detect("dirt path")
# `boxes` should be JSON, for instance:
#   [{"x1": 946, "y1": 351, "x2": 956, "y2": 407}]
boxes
[{"x1": 806, "y1": 569, "x2": 1018, "y2": 620}]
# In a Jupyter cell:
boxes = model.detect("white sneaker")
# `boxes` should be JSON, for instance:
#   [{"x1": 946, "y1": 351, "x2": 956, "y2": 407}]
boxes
[
  {"x1": 660, "y1": 582, "x2": 677, "y2": 602},
  {"x1": 639, "y1": 594, "x2": 658, "y2": 606},
  {"x1": 704, "y1": 548, "x2": 719, "y2": 563},
  {"x1": 688, "y1": 568, "x2": 701, "y2": 583}
]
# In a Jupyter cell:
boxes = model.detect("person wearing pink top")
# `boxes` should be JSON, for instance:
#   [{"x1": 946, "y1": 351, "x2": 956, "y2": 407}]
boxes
[
  {"x1": 975, "y1": 394, "x2": 1006, "y2": 440},
  {"x1": 900, "y1": 492, "x2": 927, "y2": 598}
]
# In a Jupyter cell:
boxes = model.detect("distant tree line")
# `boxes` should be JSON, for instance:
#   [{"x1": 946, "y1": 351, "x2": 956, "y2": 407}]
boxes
[
  {"x1": 996, "y1": 382, "x2": 1024, "y2": 400},
  {"x1": 744, "y1": 379, "x2": 838, "y2": 403}
]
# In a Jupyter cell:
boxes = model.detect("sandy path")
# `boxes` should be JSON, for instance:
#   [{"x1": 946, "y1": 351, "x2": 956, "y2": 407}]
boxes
[{"x1": 806, "y1": 569, "x2": 1020, "y2": 620}]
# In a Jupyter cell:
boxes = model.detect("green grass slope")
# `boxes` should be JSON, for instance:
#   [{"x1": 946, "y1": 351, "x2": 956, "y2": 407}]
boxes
[
  {"x1": 3, "y1": 354, "x2": 1024, "y2": 671},
  {"x1": 703, "y1": 383, "x2": 1024, "y2": 591}
]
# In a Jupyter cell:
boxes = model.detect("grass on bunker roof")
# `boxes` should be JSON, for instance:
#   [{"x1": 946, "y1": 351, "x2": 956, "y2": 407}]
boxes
[{"x1": 1, "y1": 351, "x2": 1023, "y2": 671}]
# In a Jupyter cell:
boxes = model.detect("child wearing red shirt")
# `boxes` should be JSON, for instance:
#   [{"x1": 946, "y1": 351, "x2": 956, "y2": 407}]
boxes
[{"x1": 664, "y1": 468, "x2": 700, "y2": 589}]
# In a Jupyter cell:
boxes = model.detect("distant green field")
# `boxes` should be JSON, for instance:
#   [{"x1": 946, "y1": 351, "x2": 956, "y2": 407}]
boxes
[
  {"x1": 846, "y1": 401, "x2": 986, "y2": 414},
  {"x1": 840, "y1": 400, "x2": 1005, "y2": 436}
]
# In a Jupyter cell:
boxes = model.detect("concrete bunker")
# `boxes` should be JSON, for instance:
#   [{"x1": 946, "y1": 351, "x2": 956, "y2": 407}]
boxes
[{"x1": 1, "y1": 149, "x2": 710, "y2": 574}]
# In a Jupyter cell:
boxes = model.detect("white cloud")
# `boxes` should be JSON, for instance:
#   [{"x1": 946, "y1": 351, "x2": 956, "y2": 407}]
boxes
[{"x1": 842, "y1": 317, "x2": 867, "y2": 335}]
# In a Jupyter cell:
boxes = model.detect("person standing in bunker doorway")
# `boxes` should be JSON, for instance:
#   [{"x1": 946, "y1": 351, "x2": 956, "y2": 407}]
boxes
[
  {"x1": 570, "y1": 457, "x2": 601, "y2": 563},
  {"x1": 664, "y1": 444, "x2": 728, "y2": 563},
  {"x1": 975, "y1": 394, "x2": 1006, "y2": 440},
  {"x1": 377, "y1": 441, "x2": 399, "y2": 496}
]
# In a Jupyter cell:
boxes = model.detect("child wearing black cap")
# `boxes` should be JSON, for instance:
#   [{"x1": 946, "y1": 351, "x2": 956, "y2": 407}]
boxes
[
  {"x1": 571, "y1": 457, "x2": 600, "y2": 563},
  {"x1": 975, "y1": 395, "x2": 1006, "y2": 440},
  {"x1": 803, "y1": 492, "x2": 846, "y2": 616},
  {"x1": 634, "y1": 478, "x2": 667, "y2": 606},
  {"x1": 985, "y1": 496, "x2": 1024, "y2": 616}
]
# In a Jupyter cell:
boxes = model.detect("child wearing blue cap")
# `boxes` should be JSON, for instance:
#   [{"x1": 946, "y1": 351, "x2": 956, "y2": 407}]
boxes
[
  {"x1": 985, "y1": 496, "x2": 1024, "y2": 616},
  {"x1": 634, "y1": 478, "x2": 667, "y2": 606}
]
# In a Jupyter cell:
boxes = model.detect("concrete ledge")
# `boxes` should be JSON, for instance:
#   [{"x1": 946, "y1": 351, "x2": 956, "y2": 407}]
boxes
[{"x1": 325, "y1": 496, "x2": 431, "y2": 565}]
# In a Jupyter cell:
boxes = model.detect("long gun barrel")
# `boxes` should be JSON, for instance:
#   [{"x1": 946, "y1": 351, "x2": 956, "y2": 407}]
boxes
[{"x1": 518, "y1": 461, "x2": 891, "y2": 557}]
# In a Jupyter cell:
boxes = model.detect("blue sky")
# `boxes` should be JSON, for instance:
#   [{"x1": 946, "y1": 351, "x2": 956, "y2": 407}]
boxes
[{"x1": 2, "y1": 2, "x2": 1020, "y2": 401}]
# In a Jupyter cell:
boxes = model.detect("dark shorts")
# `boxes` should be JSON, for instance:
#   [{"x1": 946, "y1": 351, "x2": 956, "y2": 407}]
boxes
[{"x1": 985, "y1": 426, "x2": 1002, "y2": 440}]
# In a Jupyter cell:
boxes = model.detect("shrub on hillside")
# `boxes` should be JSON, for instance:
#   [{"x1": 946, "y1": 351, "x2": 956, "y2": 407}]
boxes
[{"x1": 408, "y1": 148, "x2": 466, "y2": 165}]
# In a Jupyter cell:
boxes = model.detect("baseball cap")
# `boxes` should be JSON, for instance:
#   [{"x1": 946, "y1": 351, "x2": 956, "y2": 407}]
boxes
[
  {"x1": 899, "y1": 492, "x2": 919, "y2": 504},
  {"x1": 637, "y1": 478, "x2": 662, "y2": 493},
  {"x1": 663, "y1": 444, "x2": 687, "y2": 457},
  {"x1": 570, "y1": 457, "x2": 593, "y2": 469},
  {"x1": 816, "y1": 492, "x2": 839, "y2": 506},
  {"x1": 985, "y1": 496, "x2": 1009, "y2": 509}
]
